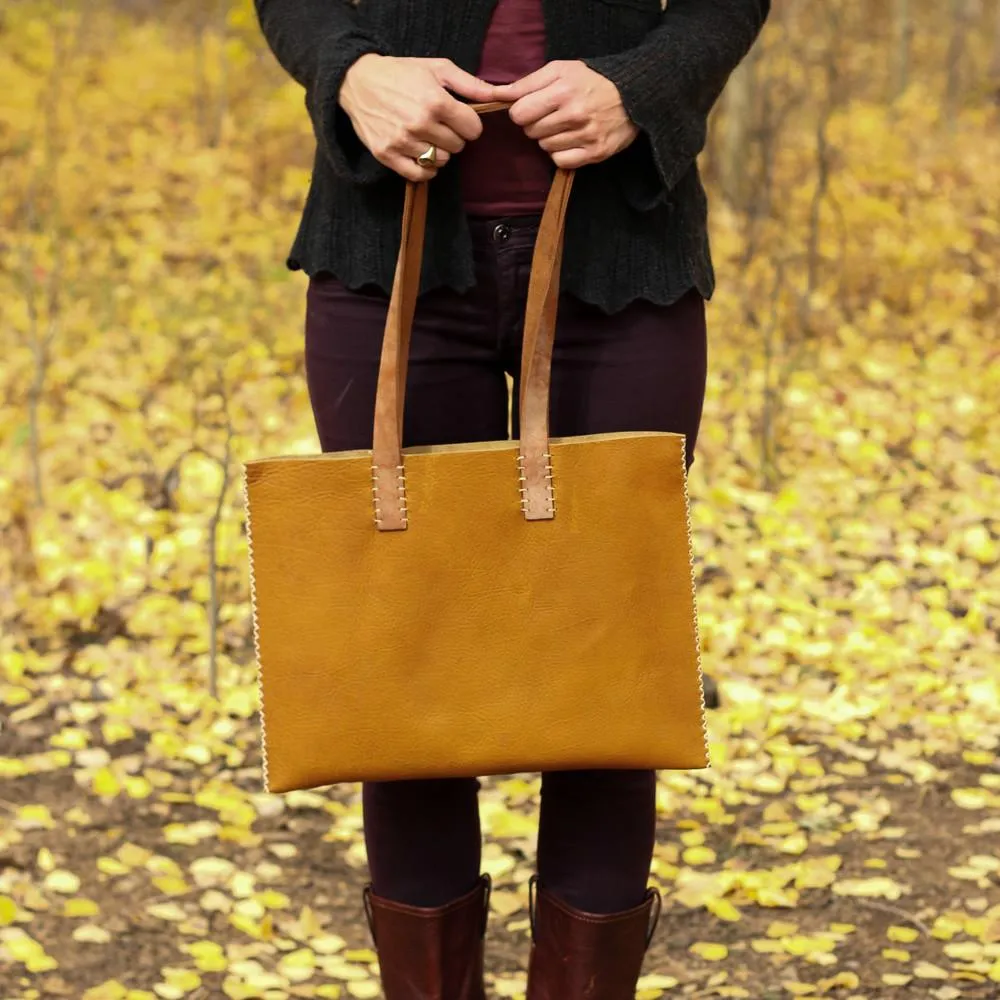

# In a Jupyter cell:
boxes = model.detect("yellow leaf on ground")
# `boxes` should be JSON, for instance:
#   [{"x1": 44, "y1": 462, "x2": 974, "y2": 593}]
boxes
[
  {"x1": 779, "y1": 833, "x2": 809, "y2": 855},
  {"x1": 690, "y1": 941, "x2": 728, "y2": 961},
  {"x1": 782, "y1": 934, "x2": 836, "y2": 956},
  {"x1": 153, "y1": 876, "x2": 190, "y2": 896},
  {"x1": 752, "y1": 939, "x2": 783, "y2": 953},
  {"x1": 344, "y1": 948, "x2": 377, "y2": 963},
  {"x1": 152, "y1": 986, "x2": 183, "y2": 1000},
  {"x1": 311, "y1": 934, "x2": 347, "y2": 955},
  {"x1": 0, "y1": 896, "x2": 17, "y2": 925},
  {"x1": 882, "y1": 948, "x2": 910, "y2": 961},
  {"x1": 16, "y1": 804, "x2": 56, "y2": 829},
  {"x1": 492, "y1": 977, "x2": 527, "y2": 998},
  {"x1": 3, "y1": 930, "x2": 58, "y2": 972},
  {"x1": 913, "y1": 962, "x2": 949, "y2": 979},
  {"x1": 882, "y1": 974, "x2": 912, "y2": 986},
  {"x1": 147, "y1": 903, "x2": 187, "y2": 922},
  {"x1": 817, "y1": 971, "x2": 860, "y2": 990},
  {"x1": 92, "y1": 766, "x2": 122, "y2": 797},
  {"x1": 64, "y1": 897, "x2": 100, "y2": 918},
  {"x1": 187, "y1": 940, "x2": 227, "y2": 973},
  {"x1": 637, "y1": 973, "x2": 680, "y2": 990},
  {"x1": 44, "y1": 869, "x2": 81, "y2": 894},
  {"x1": 346, "y1": 981, "x2": 380, "y2": 999},
  {"x1": 832, "y1": 876, "x2": 905, "y2": 900},
  {"x1": 767, "y1": 921, "x2": 800, "y2": 937},
  {"x1": 706, "y1": 897, "x2": 742, "y2": 922},
  {"x1": 279, "y1": 947, "x2": 316, "y2": 983},
  {"x1": 73, "y1": 923, "x2": 112, "y2": 943},
  {"x1": 952, "y1": 788, "x2": 990, "y2": 810},
  {"x1": 683, "y1": 845, "x2": 717, "y2": 865}
]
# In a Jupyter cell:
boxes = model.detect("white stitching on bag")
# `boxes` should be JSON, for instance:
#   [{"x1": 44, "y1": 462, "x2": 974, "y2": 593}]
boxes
[
  {"x1": 372, "y1": 465, "x2": 408, "y2": 528},
  {"x1": 243, "y1": 465, "x2": 270, "y2": 793},
  {"x1": 680, "y1": 437, "x2": 710, "y2": 766},
  {"x1": 516, "y1": 452, "x2": 556, "y2": 516},
  {"x1": 397, "y1": 465, "x2": 408, "y2": 524}
]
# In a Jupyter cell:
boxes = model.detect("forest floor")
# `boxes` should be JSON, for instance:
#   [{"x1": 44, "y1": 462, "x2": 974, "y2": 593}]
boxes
[{"x1": 2, "y1": 664, "x2": 999, "y2": 1000}]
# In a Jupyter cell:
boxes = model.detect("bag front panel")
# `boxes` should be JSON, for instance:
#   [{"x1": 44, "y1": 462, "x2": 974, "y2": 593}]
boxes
[{"x1": 245, "y1": 432, "x2": 707, "y2": 792}]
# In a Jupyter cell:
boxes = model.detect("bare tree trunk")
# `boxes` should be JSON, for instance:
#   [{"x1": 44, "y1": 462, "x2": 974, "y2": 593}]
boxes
[
  {"x1": 891, "y1": 0, "x2": 913, "y2": 100},
  {"x1": 18, "y1": 15, "x2": 80, "y2": 508},
  {"x1": 718, "y1": 41, "x2": 762, "y2": 211},
  {"x1": 944, "y1": 0, "x2": 976, "y2": 127},
  {"x1": 990, "y1": 0, "x2": 1000, "y2": 83},
  {"x1": 206, "y1": 373, "x2": 234, "y2": 702},
  {"x1": 194, "y1": 12, "x2": 210, "y2": 144},
  {"x1": 192, "y1": 0, "x2": 229, "y2": 147},
  {"x1": 214, "y1": 14, "x2": 229, "y2": 147},
  {"x1": 806, "y1": 8, "x2": 842, "y2": 311}
]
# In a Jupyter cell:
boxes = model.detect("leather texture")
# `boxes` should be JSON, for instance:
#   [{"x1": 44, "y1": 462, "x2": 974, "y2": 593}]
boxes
[
  {"x1": 363, "y1": 875, "x2": 491, "y2": 1000},
  {"x1": 243, "y1": 104, "x2": 709, "y2": 794},
  {"x1": 526, "y1": 878, "x2": 661, "y2": 1000}
]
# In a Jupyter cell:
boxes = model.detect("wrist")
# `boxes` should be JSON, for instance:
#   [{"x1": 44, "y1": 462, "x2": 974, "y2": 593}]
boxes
[{"x1": 340, "y1": 52, "x2": 386, "y2": 112}]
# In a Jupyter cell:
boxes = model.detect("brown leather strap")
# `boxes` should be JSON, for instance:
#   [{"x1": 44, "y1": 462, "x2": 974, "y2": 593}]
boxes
[
  {"x1": 372, "y1": 179, "x2": 428, "y2": 531},
  {"x1": 517, "y1": 168, "x2": 573, "y2": 520},
  {"x1": 372, "y1": 102, "x2": 574, "y2": 531}
]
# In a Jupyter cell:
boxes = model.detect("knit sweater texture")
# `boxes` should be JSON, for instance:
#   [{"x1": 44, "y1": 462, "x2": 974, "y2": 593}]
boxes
[{"x1": 254, "y1": 0, "x2": 770, "y2": 314}]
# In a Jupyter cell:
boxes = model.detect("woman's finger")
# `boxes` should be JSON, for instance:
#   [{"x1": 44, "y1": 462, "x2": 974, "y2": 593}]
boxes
[
  {"x1": 432, "y1": 59, "x2": 499, "y2": 104},
  {"x1": 386, "y1": 151, "x2": 439, "y2": 182},
  {"x1": 538, "y1": 129, "x2": 589, "y2": 154},
  {"x1": 384, "y1": 137, "x2": 454, "y2": 181},
  {"x1": 492, "y1": 62, "x2": 561, "y2": 103},
  {"x1": 550, "y1": 146, "x2": 595, "y2": 170},
  {"x1": 435, "y1": 96, "x2": 486, "y2": 143},
  {"x1": 398, "y1": 134, "x2": 453, "y2": 167},
  {"x1": 523, "y1": 108, "x2": 579, "y2": 141},
  {"x1": 508, "y1": 85, "x2": 565, "y2": 128},
  {"x1": 408, "y1": 117, "x2": 467, "y2": 155}
]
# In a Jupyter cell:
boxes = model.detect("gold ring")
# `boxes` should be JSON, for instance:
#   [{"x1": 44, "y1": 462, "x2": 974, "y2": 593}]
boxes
[{"x1": 416, "y1": 144, "x2": 438, "y2": 168}]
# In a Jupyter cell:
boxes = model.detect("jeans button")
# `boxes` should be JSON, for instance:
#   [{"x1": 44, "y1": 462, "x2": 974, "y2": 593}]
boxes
[{"x1": 492, "y1": 223, "x2": 511, "y2": 244}]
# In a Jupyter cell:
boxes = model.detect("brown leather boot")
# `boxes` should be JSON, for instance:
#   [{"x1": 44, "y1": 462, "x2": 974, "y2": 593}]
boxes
[
  {"x1": 526, "y1": 876, "x2": 662, "y2": 1000},
  {"x1": 362, "y1": 874, "x2": 491, "y2": 999}
]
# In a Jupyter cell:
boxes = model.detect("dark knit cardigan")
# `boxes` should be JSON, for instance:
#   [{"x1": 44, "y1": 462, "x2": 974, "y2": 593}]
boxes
[{"x1": 254, "y1": 0, "x2": 769, "y2": 314}]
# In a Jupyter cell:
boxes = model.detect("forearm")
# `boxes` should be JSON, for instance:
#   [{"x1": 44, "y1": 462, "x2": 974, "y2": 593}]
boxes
[
  {"x1": 584, "y1": 0, "x2": 770, "y2": 193},
  {"x1": 254, "y1": 0, "x2": 392, "y2": 183}
]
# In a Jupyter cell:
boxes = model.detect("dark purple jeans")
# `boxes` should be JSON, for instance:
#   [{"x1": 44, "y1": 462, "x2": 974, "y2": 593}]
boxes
[{"x1": 304, "y1": 214, "x2": 708, "y2": 914}]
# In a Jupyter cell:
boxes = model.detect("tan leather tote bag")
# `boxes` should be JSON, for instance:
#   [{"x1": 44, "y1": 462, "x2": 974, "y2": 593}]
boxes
[{"x1": 243, "y1": 107, "x2": 709, "y2": 793}]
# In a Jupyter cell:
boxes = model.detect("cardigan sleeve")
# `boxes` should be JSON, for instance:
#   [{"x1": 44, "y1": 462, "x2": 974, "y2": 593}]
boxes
[
  {"x1": 584, "y1": 0, "x2": 770, "y2": 204},
  {"x1": 254, "y1": 0, "x2": 393, "y2": 185}
]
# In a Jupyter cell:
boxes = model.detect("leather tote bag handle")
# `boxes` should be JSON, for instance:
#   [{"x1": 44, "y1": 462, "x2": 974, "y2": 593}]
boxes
[{"x1": 371, "y1": 102, "x2": 576, "y2": 531}]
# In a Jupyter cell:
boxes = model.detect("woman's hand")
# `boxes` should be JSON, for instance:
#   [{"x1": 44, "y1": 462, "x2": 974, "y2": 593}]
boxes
[
  {"x1": 338, "y1": 54, "x2": 498, "y2": 181},
  {"x1": 493, "y1": 61, "x2": 639, "y2": 169}
]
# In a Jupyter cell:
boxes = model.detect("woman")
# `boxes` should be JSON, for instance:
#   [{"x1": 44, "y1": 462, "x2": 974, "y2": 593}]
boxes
[{"x1": 254, "y1": 1, "x2": 768, "y2": 997}]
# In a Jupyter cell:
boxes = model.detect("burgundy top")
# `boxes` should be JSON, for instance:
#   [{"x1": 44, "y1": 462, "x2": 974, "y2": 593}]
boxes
[{"x1": 460, "y1": 0, "x2": 554, "y2": 217}]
